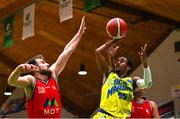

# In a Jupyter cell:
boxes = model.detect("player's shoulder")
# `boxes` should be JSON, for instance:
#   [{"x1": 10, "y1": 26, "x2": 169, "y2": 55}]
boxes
[{"x1": 22, "y1": 75, "x2": 36, "y2": 82}]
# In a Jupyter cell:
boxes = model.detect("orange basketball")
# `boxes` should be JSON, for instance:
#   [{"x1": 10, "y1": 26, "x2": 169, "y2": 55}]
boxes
[{"x1": 106, "y1": 18, "x2": 128, "y2": 39}]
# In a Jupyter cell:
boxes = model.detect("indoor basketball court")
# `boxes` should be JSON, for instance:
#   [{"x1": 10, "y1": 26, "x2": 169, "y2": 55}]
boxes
[{"x1": 0, "y1": 0, "x2": 180, "y2": 118}]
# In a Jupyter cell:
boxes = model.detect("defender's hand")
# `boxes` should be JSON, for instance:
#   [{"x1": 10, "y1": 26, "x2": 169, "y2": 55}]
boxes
[{"x1": 78, "y1": 16, "x2": 86, "y2": 35}]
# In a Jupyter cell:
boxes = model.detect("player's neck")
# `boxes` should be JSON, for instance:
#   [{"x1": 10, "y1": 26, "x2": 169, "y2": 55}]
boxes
[
  {"x1": 34, "y1": 73, "x2": 49, "y2": 81},
  {"x1": 116, "y1": 70, "x2": 127, "y2": 78}
]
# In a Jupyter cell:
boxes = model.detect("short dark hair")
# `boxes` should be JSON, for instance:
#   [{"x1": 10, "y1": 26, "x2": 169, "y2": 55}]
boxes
[
  {"x1": 20, "y1": 55, "x2": 44, "y2": 76},
  {"x1": 26, "y1": 54, "x2": 44, "y2": 65}
]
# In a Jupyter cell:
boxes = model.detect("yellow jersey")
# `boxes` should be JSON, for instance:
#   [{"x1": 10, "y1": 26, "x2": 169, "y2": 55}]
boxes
[{"x1": 96, "y1": 72, "x2": 134, "y2": 118}]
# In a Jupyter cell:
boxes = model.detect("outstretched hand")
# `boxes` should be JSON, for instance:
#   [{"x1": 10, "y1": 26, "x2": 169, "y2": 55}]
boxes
[
  {"x1": 78, "y1": 16, "x2": 86, "y2": 35},
  {"x1": 138, "y1": 44, "x2": 148, "y2": 68}
]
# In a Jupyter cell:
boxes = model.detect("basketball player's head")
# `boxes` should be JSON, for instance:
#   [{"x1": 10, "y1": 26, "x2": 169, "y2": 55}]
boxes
[
  {"x1": 114, "y1": 56, "x2": 133, "y2": 76},
  {"x1": 21, "y1": 55, "x2": 52, "y2": 77},
  {"x1": 133, "y1": 76, "x2": 147, "y2": 97}
]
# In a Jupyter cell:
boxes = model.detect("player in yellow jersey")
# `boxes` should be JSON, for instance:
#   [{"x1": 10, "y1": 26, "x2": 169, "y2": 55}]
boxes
[{"x1": 93, "y1": 39, "x2": 152, "y2": 118}]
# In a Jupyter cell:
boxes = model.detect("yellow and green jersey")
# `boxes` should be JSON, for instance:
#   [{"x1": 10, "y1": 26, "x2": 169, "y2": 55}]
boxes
[{"x1": 94, "y1": 72, "x2": 134, "y2": 118}]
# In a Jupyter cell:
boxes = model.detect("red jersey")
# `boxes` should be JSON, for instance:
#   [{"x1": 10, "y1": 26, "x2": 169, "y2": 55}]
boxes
[
  {"x1": 130, "y1": 98, "x2": 152, "y2": 118},
  {"x1": 26, "y1": 77, "x2": 62, "y2": 118}
]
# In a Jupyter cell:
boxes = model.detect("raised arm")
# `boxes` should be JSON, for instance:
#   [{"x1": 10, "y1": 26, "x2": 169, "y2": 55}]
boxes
[
  {"x1": 138, "y1": 44, "x2": 152, "y2": 88},
  {"x1": 95, "y1": 39, "x2": 118, "y2": 75},
  {"x1": 50, "y1": 17, "x2": 86, "y2": 79},
  {"x1": 107, "y1": 44, "x2": 119, "y2": 71},
  {"x1": 8, "y1": 64, "x2": 38, "y2": 88}
]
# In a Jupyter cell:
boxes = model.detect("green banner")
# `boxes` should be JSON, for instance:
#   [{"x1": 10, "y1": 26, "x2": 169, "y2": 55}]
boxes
[
  {"x1": 83, "y1": 0, "x2": 101, "y2": 12},
  {"x1": 3, "y1": 16, "x2": 14, "y2": 48}
]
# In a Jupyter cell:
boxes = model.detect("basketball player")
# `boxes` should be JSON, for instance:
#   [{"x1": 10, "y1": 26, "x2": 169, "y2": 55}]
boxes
[
  {"x1": 7, "y1": 17, "x2": 86, "y2": 118},
  {"x1": 130, "y1": 76, "x2": 160, "y2": 118},
  {"x1": 93, "y1": 40, "x2": 152, "y2": 118}
]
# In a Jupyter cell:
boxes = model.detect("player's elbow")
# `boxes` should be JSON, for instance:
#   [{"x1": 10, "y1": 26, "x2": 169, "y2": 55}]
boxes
[
  {"x1": 95, "y1": 48, "x2": 99, "y2": 52},
  {"x1": 7, "y1": 78, "x2": 15, "y2": 87},
  {"x1": 95, "y1": 48, "x2": 101, "y2": 55},
  {"x1": 8, "y1": 76, "x2": 19, "y2": 87}
]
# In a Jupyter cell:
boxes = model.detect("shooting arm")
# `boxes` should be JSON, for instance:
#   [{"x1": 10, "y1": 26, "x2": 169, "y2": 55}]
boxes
[
  {"x1": 107, "y1": 49, "x2": 116, "y2": 71},
  {"x1": 108, "y1": 52, "x2": 114, "y2": 70},
  {"x1": 95, "y1": 40, "x2": 117, "y2": 74}
]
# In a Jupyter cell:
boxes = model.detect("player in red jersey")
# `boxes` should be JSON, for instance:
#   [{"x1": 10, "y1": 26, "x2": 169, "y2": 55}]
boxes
[
  {"x1": 7, "y1": 17, "x2": 86, "y2": 118},
  {"x1": 130, "y1": 81, "x2": 160, "y2": 118},
  {"x1": 130, "y1": 44, "x2": 160, "y2": 118}
]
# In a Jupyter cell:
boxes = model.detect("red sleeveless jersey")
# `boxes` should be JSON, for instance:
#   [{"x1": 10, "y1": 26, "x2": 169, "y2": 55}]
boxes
[
  {"x1": 26, "y1": 77, "x2": 62, "y2": 118},
  {"x1": 130, "y1": 98, "x2": 152, "y2": 118}
]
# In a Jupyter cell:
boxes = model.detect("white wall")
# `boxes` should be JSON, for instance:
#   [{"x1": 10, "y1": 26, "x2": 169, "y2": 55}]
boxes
[{"x1": 132, "y1": 30, "x2": 180, "y2": 116}]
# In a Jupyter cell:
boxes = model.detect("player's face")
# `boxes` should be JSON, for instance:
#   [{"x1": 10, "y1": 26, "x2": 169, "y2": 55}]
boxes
[
  {"x1": 35, "y1": 58, "x2": 50, "y2": 70},
  {"x1": 138, "y1": 88, "x2": 147, "y2": 95},
  {"x1": 115, "y1": 57, "x2": 128, "y2": 71}
]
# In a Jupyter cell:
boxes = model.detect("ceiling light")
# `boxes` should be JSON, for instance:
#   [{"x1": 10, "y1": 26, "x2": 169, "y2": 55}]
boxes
[
  {"x1": 78, "y1": 64, "x2": 87, "y2": 75},
  {"x1": 4, "y1": 87, "x2": 12, "y2": 96}
]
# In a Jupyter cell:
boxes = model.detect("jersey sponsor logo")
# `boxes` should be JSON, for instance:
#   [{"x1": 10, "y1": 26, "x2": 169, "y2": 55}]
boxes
[
  {"x1": 44, "y1": 108, "x2": 59, "y2": 115},
  {"x1": 44, "y1": 98, "x2": 59, "y2": 108},
  {"x1": 43, "y1": 98, "x2": 59, "y2": 115}
]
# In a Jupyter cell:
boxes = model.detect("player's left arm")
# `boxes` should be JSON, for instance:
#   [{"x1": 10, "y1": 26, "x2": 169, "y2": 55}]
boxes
[
  {"x1": 50, "y1": 17, "x2": 86, "y2": 79},
  {"x1": 107, "y1": 43, "x2": 119, "y2": 71},
  {"x1": 151, "y1": 101, "x2": 160, "y2": 118},
  {"x1": 139, "y1": 44, "x2": 152, "y2": 88}
]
